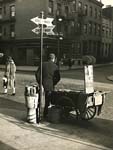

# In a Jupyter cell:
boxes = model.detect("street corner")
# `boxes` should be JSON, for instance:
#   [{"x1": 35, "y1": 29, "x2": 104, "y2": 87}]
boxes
[{"x1": 107, "y1": 75, "x2": 113, "y2": 82}]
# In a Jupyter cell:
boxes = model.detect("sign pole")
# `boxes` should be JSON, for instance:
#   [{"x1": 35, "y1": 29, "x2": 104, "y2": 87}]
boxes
[
  {"x1": 39, "y1": 11, "x2": 44, "y2": 123},
  {"x1": 57, "y1": 37, "x2": 60, "y2": 68}
]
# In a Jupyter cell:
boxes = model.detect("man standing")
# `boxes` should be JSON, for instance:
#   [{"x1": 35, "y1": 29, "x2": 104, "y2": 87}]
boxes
[{"x1": 35, "y1": 53, "x2": 60, "y2": 118}]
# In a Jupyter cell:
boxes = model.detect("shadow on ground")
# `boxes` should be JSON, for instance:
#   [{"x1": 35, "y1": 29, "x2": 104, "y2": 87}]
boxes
[
  {"x1": 0, "y1": 96, "x2": 113, "y2": 149},
  {"x1": 0, "y1": 141, "x2": 18, "y2": 150}
]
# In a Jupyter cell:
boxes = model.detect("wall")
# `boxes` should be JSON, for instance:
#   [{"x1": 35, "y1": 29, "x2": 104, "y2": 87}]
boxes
[{"x1": 15, "y1": 0, "x2": 48, "y2": 39}]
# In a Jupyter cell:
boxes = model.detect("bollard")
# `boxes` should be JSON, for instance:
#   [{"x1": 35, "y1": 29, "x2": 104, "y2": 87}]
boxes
[
  {"x1": 27, "y1": 108, "x2": 37, "y2": 124},
  {"x1": 25, "y1": 84, "x2": 39, "y2": 124}
]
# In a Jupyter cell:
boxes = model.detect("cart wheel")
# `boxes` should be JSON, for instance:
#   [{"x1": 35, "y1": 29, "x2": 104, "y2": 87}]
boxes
[{"x1": 81, "y1": 106, "x2": 96, "y2": 120}]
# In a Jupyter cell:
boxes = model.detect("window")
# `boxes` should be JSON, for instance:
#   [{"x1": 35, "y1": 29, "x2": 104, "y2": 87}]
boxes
[
  {"x1": 78, "y1": 2, "x2": 82, "y2": 9},
  {"x1": 106, "y1": 28, "x2": 109, "y2": 37},
  {"x1": 64, "y1": 6, "x2": 69, "y2": 17},
  {"x1": 105, "y1": 44, "x2": 108, "y2": 56},
  {"x1": 97, "y1": 24, "x2": 101, "y2": 35},
  {"x1": 84, "y1": 24, "x2": 87, "y2": 34},
  {"x1": 71, "y1": 21, "x2": 74, "y2": 27},
  {"x1": 95, "y1": 8, "x2": 97, "y2": 18},
  {"x1": 10, "y1": 24, "x2": 15, "y2": 38},
  {"x1": 93, "y1": 41, "x2": 97, "y2": 54},
  {"x1": 89, "y1": 40, "x2": 92, "y2": 52},
  {"x1": 0, "y1": 7, "x2": 2, "y2": 19},
  {"x1": 72, "y1": 0, "x2": 76, "y2": 12},
  {"x1": 64, "y1": 24, "x2": 68, "y2": 36},
  {"x1": 77, "y1": 42, "x2": 81, "y2": 54},
  {"x1": 109, "y1": 44, "x2": 111, "y2": 53},
  {"x1": 10, "y1": 5, "x2": 15, "y2": 17},
  {"x1": 101, "y1": 43, "x2": 104, "y2": 56},
  {"x1": 94, "y1": 23, "x2": 97, "y2": 35},
  {"x1": 48, "y1": 0, "x2": 53, "y2": 14},
  {"x1": 89, "y1": 22, "x2": 92, "y2": 34},
  {"x1": 89, "y1": 6, "x2": 92, "y2": 16},
  {"x1": 102, "y1": 26, "x2": 105, "y2": 36},
  {"x1": 77, "y1": 22, "x2": 81, "y2": 33},
  {"x1": 83, "y1": 41, "x2": 88, "y2": 54},
  {"x1": 78, "y1": 2, "x2": 82, "y2": 11},
  {"x1": 3, "y1": 6, "x2": 6, "y2": 15},
  {"x1": 4, "y1": 27, "x2": 6, "y2": 36},
  {"x1": 98, "y1": 10, "x2": 101, "y2": 19},
  {"x1": 109, "y1": 28, "x2": 112, "y2": 37},
  {"x1": 84, "y1": 5, "x2": 88, "y2": 16},
  {"x1": 56, "y1": 3, "x2": 61, "y2": 15}
]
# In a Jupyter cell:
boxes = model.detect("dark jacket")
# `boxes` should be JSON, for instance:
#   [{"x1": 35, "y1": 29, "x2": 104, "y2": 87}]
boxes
[{"x1": 35, "y1": 61, "x2": 60, "y2": 91}]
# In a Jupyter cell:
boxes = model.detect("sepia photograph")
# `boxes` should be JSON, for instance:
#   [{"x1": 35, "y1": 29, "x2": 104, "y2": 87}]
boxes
[{"x1": 0, "y1": 0, "x2": 113, "y2": 149}]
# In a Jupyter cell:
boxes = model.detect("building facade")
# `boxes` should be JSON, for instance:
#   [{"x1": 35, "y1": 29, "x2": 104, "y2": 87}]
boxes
[
  {"x1": 0, "y1": 0, "x2": 112, "y2": 65},
  {"x1": 0, "y1": 0, "x2": 58, "y2": 65},
  {"x1": 69, "y1": 0, "x2": 103, "y2": 61},
  {"x1": 101, "y1": 16, "x2": 113, "y2": 62},
  {"x1": 102, "y1": 6, "x2": 113, "y2": 62}
]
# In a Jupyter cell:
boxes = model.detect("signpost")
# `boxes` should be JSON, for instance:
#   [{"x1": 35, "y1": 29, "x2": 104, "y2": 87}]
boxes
[
  {"x1": 32, "y1": 26, "x2": 40, "y2": 35},
  {"x1": 31, "y1": 12, "x2": 55, "y2": 123}
]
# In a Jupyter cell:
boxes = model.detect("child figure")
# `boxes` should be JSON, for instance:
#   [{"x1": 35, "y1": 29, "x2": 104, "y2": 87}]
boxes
[{"x1": 3, "y1": 56, "x2": 16, "y2": 95}]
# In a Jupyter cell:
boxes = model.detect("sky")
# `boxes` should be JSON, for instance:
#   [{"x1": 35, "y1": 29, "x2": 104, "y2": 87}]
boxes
[{"x1": 102, "y1": 0, "x2": 113, "y2": 7}]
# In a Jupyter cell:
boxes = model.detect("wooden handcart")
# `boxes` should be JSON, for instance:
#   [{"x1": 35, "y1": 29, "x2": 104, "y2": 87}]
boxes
[
  {"x1": 50, "y1": 89, "x2": 107, "y2": 121},
  {"x1": 48, "y1": 64, "x2": 109, "y2": 122}
]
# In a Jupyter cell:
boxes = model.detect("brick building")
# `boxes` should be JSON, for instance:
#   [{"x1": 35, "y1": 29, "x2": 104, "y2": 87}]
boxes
[
  {"x1": 0, "y1": 0, "x2": 58, "y2": 65},
  {"x1": 0, "y1": 0, "x2": 112, "y2": 65},
  {"x1": 0, "y1": 0, "x2": 74, "y2": 65},
  {"x1": 69, "y1": 0, "x2": 103, "y2": 61},
  {"x1": 102, "y1": 6, "x2": 113, "y2": 62},
  {"x1": 101, "y1": 16, "x2": 113, "y2": 62}
]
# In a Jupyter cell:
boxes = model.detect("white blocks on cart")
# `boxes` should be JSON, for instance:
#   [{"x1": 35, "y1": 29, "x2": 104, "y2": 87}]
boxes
[
  {"x1": 94, "y1": 92, "x2": 103, "y2": 106},
  {"x1": 86, "y1": 91, "x2": 104, "y2": 107}
]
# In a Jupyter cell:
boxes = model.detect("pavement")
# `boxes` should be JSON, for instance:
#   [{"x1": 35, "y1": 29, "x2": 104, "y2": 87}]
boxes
[
  {"x1": 0, "y1": 63, "x2": 113, "y2": 150},
  {"x1": 0, "y1": 112, "x2": 111, "y2": 150},
  {"x1": 0, "y1": 93, "x2": 112, "y2": 150}
]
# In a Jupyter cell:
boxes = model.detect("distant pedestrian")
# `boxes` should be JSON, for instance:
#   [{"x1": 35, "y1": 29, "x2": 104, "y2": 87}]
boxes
[
  {"x1": 3, "y1": 56, "x2": 16, "y2": 95},
  {"x1": 68, "y1": 58, "x2": 72, "y2": 69},
  {"x1": 35, "y1": 53, "x2": 61, "y2": 119}
]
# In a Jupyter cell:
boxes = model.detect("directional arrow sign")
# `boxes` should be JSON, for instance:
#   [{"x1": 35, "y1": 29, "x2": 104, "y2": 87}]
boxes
[
  {"x1": 31, "y1": 16, "x2": 42, "y2": 25},
  {"x1": 44, "y1": 25, "x2": 55, "y2": 35},
  {"x1": 43, "y1": 18, "x2": 54, "y2": 26},
  {"x1": 31, "y1": 16, "x2": 54, "y2": 26},
  {"x1": 45, "y1": 31, "x2": 55, "y2": 35},
  {"x1": 32, "y1": 26, "x2": 40, "y2": 34}
]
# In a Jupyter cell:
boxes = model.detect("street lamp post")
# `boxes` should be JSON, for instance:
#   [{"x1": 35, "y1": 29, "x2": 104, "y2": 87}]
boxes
[
  {"x1": 57, "y1": 17, "x2": 63, "y2": 68},
  {"x1": 57, "y1": 35, "x2": 63, "y2": 67}
]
